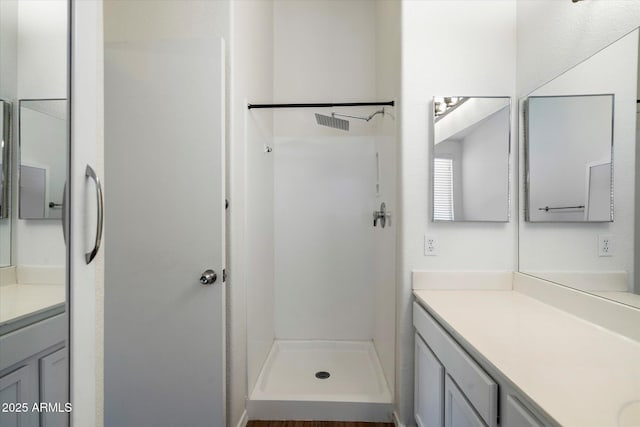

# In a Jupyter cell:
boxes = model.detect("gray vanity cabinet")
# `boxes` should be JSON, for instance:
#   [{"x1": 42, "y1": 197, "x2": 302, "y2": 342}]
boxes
[
  {"x1": 0, "y1": 314, "x2": 66, "y2": 427},
  {"x1": 0, "y1": 364, "x2": 38, "y2": 427},
  {"x1": 39, "y1": 348, "x2": 68, "y2": 427}
]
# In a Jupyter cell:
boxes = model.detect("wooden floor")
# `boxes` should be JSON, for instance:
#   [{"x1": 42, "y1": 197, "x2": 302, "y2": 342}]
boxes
[{"x1": 247, "y1": 422, "x2": 394, "y2": 427}]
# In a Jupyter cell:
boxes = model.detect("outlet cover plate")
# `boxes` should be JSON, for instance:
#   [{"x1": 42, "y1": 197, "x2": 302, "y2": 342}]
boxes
[
  {"x1": 598, "y1": 234, "x2": 614, "y2": 257},
  {"x1": 424, "y1": 235, "x2": 437, "y2": 256}
]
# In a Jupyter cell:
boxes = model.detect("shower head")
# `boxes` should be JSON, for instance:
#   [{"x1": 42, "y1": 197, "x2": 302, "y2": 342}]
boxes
[
  {"x1": 315, "y1": 113, "x2": 350, "y2": 131},
  {"x1": 314, "y1": 108, "x2": 386, "y2": 131}
]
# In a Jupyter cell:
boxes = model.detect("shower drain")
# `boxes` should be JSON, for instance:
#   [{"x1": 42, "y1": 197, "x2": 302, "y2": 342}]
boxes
[{"x1": 315, "y1": 371, "x2": 330, "y2": 379}]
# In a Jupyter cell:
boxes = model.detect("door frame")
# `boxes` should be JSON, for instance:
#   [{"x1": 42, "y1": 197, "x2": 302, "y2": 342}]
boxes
[{"x1": 69, "y1": 0, "x2": 103, "y2": 425}]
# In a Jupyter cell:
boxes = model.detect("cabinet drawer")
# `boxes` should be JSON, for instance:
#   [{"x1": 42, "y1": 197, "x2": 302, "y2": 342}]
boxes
[
  {"x1": 445, "y1": 374, "x2": 486, "y2": 427},
  {"x1": 414, "y1": 302, "x2": 498, "y2": 427}
]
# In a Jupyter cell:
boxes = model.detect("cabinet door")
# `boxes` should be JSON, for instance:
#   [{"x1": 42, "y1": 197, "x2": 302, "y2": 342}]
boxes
[
  {"x1": 415, "y1": 334, "x2": 444, "y2": 427},
  {"x1": 503, "y1": 395, "x2": 544, "y2": 427},
  {"x1": 0, "y1": 364, "x2": 37, "y2": 427},
  {"x1": 39, "y1": 348, "x2": 68, "y2": 427},
  {"x1": 444, "y1": 374, "x2": 486, "y2": 427}
]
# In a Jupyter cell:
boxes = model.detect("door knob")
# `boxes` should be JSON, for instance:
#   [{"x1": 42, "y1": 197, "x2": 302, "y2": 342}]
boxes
[{"x1": 200, "y1": 269, "x2": 217, "y2": 285}]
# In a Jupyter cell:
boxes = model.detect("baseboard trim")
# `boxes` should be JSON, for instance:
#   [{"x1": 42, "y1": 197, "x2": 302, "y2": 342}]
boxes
[
  {"x1": 235, "y1": 409, "x2": 248, "y2": 427},
  {"x1": 392, "y1": 411, "x2": 406, "y2": 427},
  {"x1": 247, "y1": 400, "x2": 393, "y2": 422}
]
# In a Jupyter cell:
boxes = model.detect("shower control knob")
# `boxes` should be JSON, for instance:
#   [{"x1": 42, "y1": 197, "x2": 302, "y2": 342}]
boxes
[{"x1": 200, "y1": 269, "x2": 217, "y2": 285}]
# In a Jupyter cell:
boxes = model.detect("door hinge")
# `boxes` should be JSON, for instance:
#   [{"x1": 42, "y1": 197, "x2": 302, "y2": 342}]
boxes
[
  {"x1": 222, "y1": 269, "x2": 227, "y2": 282},
  {"x1": 225, "y1": 198, "x2": 229, "y2": 210}
]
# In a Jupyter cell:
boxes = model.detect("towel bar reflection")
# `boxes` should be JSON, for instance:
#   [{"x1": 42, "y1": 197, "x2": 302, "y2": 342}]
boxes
[{"x1": 538, "y1": 205, "x2": 585, "y2": 211}]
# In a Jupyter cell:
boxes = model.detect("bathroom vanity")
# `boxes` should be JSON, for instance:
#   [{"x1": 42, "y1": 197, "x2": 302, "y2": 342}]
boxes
[
  {"x1": 413, "y1": 281, "x2": 640, "y2": 427},
  {"x1": 0, "y1": 313, "x2": 67, "y2": 427}
]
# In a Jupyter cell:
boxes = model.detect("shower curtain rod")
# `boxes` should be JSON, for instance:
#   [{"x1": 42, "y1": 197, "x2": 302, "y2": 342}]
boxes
[{"x1": 247, "y1": 101, "x2": 394, "y2": 109}]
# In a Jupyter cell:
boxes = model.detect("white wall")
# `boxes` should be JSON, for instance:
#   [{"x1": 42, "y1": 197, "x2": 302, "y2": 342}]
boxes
[
  {"x1": 461, "y1": 107, "x2": 510, "y2": 221},
  {"x1": 273, "y1": 0, "x2": 379, "y2": 138},
  {"x1": 398, "y1": 1, "x2": 516, "y2": 424},
  {"x1": 16, "y1": 0, "x2": 66, "y2": 99},
  {"x1": 0, "y1": 0, "x2": 17, "y2": 101},
  {"x1": 14, "y1": 0, "x2": 67, "y2": 267},
  {"x1": 519, "y1": 31, "x2": 637, "y2": 290},
  {"x1": 517, "y1": 0, "x2": 640, "y2": 97},
  {"x1": 230, "y1": 1, "x2": 274, "y2": 424}
]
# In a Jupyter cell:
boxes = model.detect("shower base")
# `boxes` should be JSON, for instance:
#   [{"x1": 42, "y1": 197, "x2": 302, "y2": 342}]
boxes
[{"x1": 248, "y1": 340, "x2": 393, "y2": 422}]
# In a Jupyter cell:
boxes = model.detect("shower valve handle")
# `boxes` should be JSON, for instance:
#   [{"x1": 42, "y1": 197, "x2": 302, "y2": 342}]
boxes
[{"x1": 373, "y1": 202, "x2": 391, "y2": 228}]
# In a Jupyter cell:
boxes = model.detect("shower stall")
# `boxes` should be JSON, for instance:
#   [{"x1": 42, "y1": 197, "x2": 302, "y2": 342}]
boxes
[
  {"x1": 244, "y1": 104, "x2": 397, "y2": 421},
  {"x1": 235, "y1": 1, "x2": 400, "y2": 421}
]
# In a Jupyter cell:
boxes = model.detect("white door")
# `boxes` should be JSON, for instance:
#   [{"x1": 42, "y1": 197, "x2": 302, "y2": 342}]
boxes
[{"x1": 103, "y1": 32, "x2": 225, "y2": 427}]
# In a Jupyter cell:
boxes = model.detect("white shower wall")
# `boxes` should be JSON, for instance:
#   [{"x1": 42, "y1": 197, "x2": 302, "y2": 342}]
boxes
[{"x1": 274, "y1": 137, "x2": 377, "y2": 340}]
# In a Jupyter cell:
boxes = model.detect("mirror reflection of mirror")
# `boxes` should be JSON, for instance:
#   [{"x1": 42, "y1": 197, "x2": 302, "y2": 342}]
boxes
[
  {"x1": 525, "y1": 94, "x2": 614, "y2": 222},
  {"x1": 432, "y1": 96, "x2": 510, "y2": 222},
  {"x1": 0, "y1": 100, "x2": 11, "y2": 267},
  {"x1": 519, "y1": 28, "x2": 639, "y2": 308},
  {"x1": 19, "y1": 99, "x2": 67, "y2": 220}
]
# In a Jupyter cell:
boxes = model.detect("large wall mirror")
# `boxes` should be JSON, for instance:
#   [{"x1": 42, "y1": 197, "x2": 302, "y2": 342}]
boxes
[
  {"x1": 0, "y1": 1, "x2": 69, "y2": 425},
  {"x1": 519, "y1": 27, "x2": 639, "y2": 309},
  {"x1": 432, "y1": 96, "x2": 511, "y2": 222}
]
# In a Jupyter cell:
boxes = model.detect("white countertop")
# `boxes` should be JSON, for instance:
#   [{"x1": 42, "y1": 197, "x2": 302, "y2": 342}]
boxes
[
  {"x1": 0, "y1": 283, "x2": 65, "y2": 324},
  {"x1": 414, "y1": 289, "x2": 640, "y2": 427}
]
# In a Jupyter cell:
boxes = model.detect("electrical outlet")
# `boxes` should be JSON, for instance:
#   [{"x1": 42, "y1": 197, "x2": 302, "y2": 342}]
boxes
[
  {"x1": 424, "y1": 235, "x2": 437, "y2": 256},
  {"x1": 598, "y1": 234, "x2": 614, "y2": 257}
]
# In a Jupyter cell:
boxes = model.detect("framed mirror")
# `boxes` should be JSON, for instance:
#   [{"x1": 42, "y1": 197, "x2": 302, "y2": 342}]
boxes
[
  {"x1": 432, "y1": 96, "x2": 511, "y2": 222},
  {"x1": 525, "y1": 94, "x2": 614, "y2": 222},
  {"x1": 18, "y1": 99, "x2": 67, "y2": 220},
  {"x1": 519, "y1": 28, "x2": 639, "y2": 308}
]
